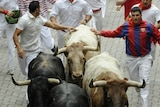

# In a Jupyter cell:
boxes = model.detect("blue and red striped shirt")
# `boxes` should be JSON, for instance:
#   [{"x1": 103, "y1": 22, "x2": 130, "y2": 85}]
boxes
[{"x1": 100, "y1": 19, "x2": 160, "y2": 57}]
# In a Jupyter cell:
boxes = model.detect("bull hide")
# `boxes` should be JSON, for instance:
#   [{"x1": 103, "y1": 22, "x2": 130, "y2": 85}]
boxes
[
  {"x1": 12, "y1": 52, "x2": 66, "y2": 107},
  {"x1": 83, "y1": 52, "x2": 145, "y2": 107},
  {"x1": 58, "y1": 24, "x2": 100, "y2": 87},
  {"x1": 47, "y1": 81, "x2": 90, "y2": 107}
]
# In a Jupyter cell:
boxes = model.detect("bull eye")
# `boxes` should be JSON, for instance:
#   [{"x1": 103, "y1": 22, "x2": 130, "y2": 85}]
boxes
[
  {"x1": 106, "y1": 97, "x2": 112, "y2": 102},
  {"x1": 67, "y1": 59, "x2": 71, "y2": 64},
  {"x1": 83, "y1": 58, "x2": 86, "y2": 63}
]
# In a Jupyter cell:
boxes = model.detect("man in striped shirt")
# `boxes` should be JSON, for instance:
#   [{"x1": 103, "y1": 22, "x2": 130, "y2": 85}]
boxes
[
  {"x1": 92, "y1": 7, "x2": 160, "y2": 107},
  {"x1": 18, "y1": 0, "x2": 57, "y2": 52}
]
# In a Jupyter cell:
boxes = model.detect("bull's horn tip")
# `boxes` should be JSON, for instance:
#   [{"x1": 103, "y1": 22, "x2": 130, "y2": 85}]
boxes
[{"x1": 142, "y1": 79, "x2": 146, "y2": 88}]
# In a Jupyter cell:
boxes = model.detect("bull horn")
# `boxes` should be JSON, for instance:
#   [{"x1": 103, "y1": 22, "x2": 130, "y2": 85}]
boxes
[
  {"x1": 11, "y1": 75, "x2": 31, "y2": 86},
  {"x1": 83, "y1": 46, "x2": 98, "y2": 51},
  {"x1": 58, "y1": 47, "x2": 67, "y2": 54},
  {"x1": 126, "y1": 79, "x2": 146, "y2": 88},
  {"x1": 48, "y1": 78, "x2": 60, "y2": 84},
  {"x1": 89, "y1": 79, "x2": 107, "y2": 88}
]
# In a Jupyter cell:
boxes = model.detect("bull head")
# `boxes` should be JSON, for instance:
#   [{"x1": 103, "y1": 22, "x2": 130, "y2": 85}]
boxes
[
  {"x1": 57, "y1": 43, "x2": 99, "y2": 81},
  {"x1": 11, "y1": 75, "x2": 61, "y2": 86},
  {"x1": 89, "y1": 79, "x2": 145, "y2": 107}
]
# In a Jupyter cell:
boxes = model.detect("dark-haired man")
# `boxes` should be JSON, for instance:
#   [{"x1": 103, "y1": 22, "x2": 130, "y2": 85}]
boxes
[
  {"x1": 13, "y1": 1, "x2": 75, "y2": 76},
  {"x1": 92, "y1": 7, "x2": 160, "y2": 107}
]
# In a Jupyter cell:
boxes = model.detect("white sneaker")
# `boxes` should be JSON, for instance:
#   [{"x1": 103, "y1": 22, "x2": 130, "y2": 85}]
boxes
[{"x1": 7, "y1": 69, "x2": 14, "y2": 75}]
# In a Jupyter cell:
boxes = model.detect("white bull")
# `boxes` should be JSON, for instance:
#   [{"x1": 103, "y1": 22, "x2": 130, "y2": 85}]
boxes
[
  {"x1": 58, "y1": 24, "x2": 100, "y2": 86},
  {"x1": 83, "y1": 52, "x2": 145, "y2": 107}
]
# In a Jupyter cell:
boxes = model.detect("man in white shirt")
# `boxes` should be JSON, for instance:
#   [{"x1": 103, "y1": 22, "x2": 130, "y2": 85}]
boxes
[
  {"x1": 85, "y1": 0, "x2": 106, "y2": 31},
  {"x1": 50, "y1": 0, "x2": 93, "y2": 48},
  {"x1": 18, "y1": 0, "x2": 57, "y2": 52},
  {"x1": 13, "y1": 1, "x2": 75, "y2": 76},
  {"x1": 0, "y1": 0, "x2": 19, "y2": 74}
]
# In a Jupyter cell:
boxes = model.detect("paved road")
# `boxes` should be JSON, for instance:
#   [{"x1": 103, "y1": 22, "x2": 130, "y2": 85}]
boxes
[{"x1": 0, "y1": 0, "x2": 160, "y2": 107}]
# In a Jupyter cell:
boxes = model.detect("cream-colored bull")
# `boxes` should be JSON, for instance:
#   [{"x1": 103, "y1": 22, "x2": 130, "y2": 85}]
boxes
[
  {"x1": 58, "y1": 24, "x2": 100, "y2": 86},
  {"x1": 83, "y1": 52, "x2": 145, "y2": 107}
]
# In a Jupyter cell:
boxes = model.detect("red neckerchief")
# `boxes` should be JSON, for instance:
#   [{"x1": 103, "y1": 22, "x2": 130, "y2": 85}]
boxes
[{"x1": 139, "y1": 2, "x2": 151, "y2": 10}]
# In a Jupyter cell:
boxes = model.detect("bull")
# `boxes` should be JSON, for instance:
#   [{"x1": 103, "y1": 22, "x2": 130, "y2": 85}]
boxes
[
  {"x1": 47, "y1": 81, "x2": 90, "y2": 107},
  {"x1": 11, "y1": 52, "x2": 65, "y2": 107},
  {"x1": 83, "y1": 52, "x2": 145, "y2": 107},
  {"x1": 58, "y1": 24, "x2": 100, "y2": 86}
]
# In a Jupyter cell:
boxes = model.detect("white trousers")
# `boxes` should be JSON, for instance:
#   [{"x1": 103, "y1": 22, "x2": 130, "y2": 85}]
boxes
[
  {"x1": 150, "y1": 43, "x2": 157, "y2": 60},
  {"x1": 87, "y1": 10, "x2": 102, "y2": 31},
  {"x1": 0, "y1": 23, "x2": 16, "y2": 71},
  {"x1": 39, "y1": 26, "x2": 55, "y2": 51},
  {"x1": 17, "y1": 49, "x2": 40, "y2": 76},
  {"x1": 126, "y1": 54, "x2": 152, "y2": 107}
]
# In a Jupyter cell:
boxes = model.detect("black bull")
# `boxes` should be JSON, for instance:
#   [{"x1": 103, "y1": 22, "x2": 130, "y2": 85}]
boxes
[
  {"x1": 47, "y1": 81, "x2": 90, "y2": 107},
  {"x1": 11, "y1": 52, "x2": 66, "y2": 107}
]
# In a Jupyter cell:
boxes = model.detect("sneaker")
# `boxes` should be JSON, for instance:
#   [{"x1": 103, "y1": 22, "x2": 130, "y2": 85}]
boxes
[
  {"x1": 135, "y1": 87, "x2": 140, "y2": 92},
  {"x1": 7, "y1": 69, "x2": 14, "y2": 75}
]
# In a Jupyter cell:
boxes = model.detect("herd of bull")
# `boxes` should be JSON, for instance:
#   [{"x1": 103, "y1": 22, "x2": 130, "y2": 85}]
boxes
[{"x1": 11, "y1": 25, "x2": 146, "y2": 107}]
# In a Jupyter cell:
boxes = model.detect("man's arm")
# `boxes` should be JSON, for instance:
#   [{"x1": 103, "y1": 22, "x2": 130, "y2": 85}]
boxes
[
  {"x1": 81, "y1": 15, "x2": 92, "y2": 25},
  {"x1": 13, "y1": 28, "x2": 24, "y2": 58},
  {"x1": 44, "y1": 21, "x2": 76, "y2": 31},
  {"x1": 0, "y1": 7, "x2": 13, "y2": 16},
  {"x1": 116, "y1": 0, "x2": 126, "y2": 5}
]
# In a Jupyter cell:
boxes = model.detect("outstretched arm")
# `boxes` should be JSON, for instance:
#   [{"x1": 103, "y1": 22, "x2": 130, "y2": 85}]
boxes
[{"x1": 13, "y1": 28, "x2": 24, "y2": 58}]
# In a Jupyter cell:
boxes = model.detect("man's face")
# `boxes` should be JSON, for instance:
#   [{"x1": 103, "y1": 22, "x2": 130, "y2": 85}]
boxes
[
  {"x1": 142, "y1": 0, "x2": 152, "y2": 7},
  {"x1": 36, "y1": 6, "x2": 40, "y2": 16},
  {"x1": 131, "y1": 11, "x2": 142, "y2": 25}
]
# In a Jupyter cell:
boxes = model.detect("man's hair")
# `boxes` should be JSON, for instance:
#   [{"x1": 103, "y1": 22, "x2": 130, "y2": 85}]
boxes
[
  {"x1": 131, "y1": 7, "x2": 142, "y2": 14},
  {"x1": 29, "y1": 1, "x2": 40, "y2": 13}
]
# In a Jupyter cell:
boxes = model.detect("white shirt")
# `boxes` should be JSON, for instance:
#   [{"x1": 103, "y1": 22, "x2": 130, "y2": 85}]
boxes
[
  {"x1": 17, "y1": 12, "x2": 47, "y2": 51},
  {"x1": 0, "y1": 0, "x2": 19, "y2": 25},
  {"x1": 84, "y1": 0, "x2": 102, "y2": 10},
  {"x1": 133, "y1": 4, "x2": 160, "y2": 25},
  {"x1": 50, "y1": 0, "x2": 93, "y2": 27}
]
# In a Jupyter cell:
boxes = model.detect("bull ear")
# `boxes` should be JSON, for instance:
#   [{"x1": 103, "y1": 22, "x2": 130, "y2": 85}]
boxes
[
  {"x1": 52, "y1": 45, "x2": 58, "y2": 56},
  {"x1": 11, "y1": 75, "x2": 31, "y2": 86},
  {"x1": 89, "y1": 79, "x2": 94, "y2": 88},
  {"x1": 58, "y1": 47, "x2": 67, "y2": 54}
]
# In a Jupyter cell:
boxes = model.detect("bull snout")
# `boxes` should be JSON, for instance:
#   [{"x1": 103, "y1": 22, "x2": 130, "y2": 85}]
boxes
[{"x1": 72, "y1": 73, "x2": 83, "y2": 80}]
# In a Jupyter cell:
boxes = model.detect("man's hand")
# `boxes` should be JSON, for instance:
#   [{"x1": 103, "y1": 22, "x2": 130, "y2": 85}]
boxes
[
  {"x1": 7, "y1": 11, "x2": 14, "y2": 16},
  {"x1": 80, "y1": 20, "x2": 87, "y2": 25},
  {"x1": 90, "y1": 29, "x2": 101, "y2": 35},
  {"x1": 116, "y1": 5, "x2": 122, "y2": 11},
  {"x1": 17, "y1": 47, "x2": 25, "y2": 58},
  {"x1": 67, "y1": 27, "x2": 77, "y2": 32}
]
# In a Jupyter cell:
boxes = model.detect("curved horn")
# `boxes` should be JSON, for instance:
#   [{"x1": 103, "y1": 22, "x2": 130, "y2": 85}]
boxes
[
  {"x1": 89, "y1": 79, "x2": 107, "y2": 88},
  {"x1": 11, "y1": 75, "x2": 31, "y2": 86},
  {"x1": 48, "y1": 78, "x2": 61, "y2": 84},
  {"x1": 126, "y1": 79, "x2": 146, "y2": 88},
  {"x1": 83, "y1": 46, "x2": 98, "y2": 51},
  {"x1": 58, "y1": 47, "x2": 67, "y2": 54}
]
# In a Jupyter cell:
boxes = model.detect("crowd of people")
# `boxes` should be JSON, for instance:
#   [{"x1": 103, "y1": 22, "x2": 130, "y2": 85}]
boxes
[{"x1": 0, "y1": 0, "x2": 160, "y2": 107}]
